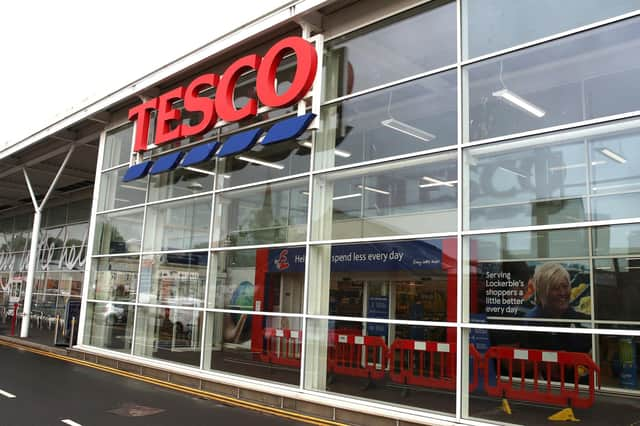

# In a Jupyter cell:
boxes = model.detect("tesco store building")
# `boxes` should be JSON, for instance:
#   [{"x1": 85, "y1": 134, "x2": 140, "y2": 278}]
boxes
[{"x1": 3, "y1": 1, "x2": 640, "y2": 424}]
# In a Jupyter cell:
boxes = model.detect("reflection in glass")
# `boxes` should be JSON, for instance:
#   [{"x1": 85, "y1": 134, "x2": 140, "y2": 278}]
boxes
[
  {"x1": 313, "y1": 153, "x2": 457, "y2": 240},
  {"x1": 305, "y1": 319, "x2": 455, "y2": 414},
  {"x1": 203, "y1": 312, "x2": 301, "y2": 386},
  {"x1": 138, "y1": 252, "x2": 207, "y2": 307},
  {"x1": 93, "y1": 208, "x2": 144, "y2": 255},
  {"x1": 593, "y1": 223, "x2": 640, "y2": 257},
  {"x1": 209, "y1": 247, "x2": 304, "y2": 313},
  {"x1": 324, "y1": 1, "x2": 456, "y2": 99},
  {"x1": 98, "y1": 166, "x2": 147, "y2": 212},
  {"x1": 462, "y1": 0, "x2": 639, "y2": 59},
  {"x1": 133, "y1": 306, "x2": 202, "y2": 367},
  {"x1": 88, "y1": 256, "x2": 139, "y2": 302},
  {"x1": 316, "y1": 71, "x2": 457, "y2": 169},
  {"x1": 465, "y1": 119, "x2": 640, "y2": 230},
  {"x1": 466, "y1": 230, "x2": 592, "y2": 326},
  {"x1": 102, "y1": 124, "x2": 133, "y2": 170},
  {"x1": 143, "y1": 196, "x2": 211, "y2": 251},
  {"x1": 464, "y1": 329, "x2": 599, "y2": 425},
  {"x1": 217, "y1": 131, "x2": 312, "y2": 189},
  {"x1": 466, "y1": 17, "x2": 640, "y2": 141},
  {"x1": 214, "y1": 178, "x2": 308, "y2": 247},
  {"x1": 148, "y1": 163, "x2": 214, "y2": 202},
  {"x1": 594, "y1": 258, "x2": 640, "y2": 325},
  {"x1": 307, "y1": 239, "x2": 456, "y2": 324},
  {"x1": 84, "y1": 302, "x2": 135, "y2": 353}
]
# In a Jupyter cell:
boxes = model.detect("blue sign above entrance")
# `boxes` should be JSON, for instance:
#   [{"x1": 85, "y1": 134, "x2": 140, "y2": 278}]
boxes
[{"x1": 267, "y1": 240, "x2": 444, "y2": 274}]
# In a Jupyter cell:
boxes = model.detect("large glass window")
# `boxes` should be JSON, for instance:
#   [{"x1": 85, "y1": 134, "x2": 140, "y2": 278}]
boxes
[
  {"x1": 143, "y1": 196, "x2": 211, "y2": 251},
  {"x1": 98, "y1": 166, "x2": 147, "y2": 212},
  {"x1": 305, "y1": 319, "x2": 456, "y2": 414},
  {"x1": 462, "y1": 0, "x2": 640, "y2": 59},
  {"x1": 138, "y1": 252, "x2": 207, "y2": 308},
  {"x1": 102, "y1": 124, "x2": 134, "y2": 170},
  {"x1": 133, "y1": 306, "x2": 202, "y2": 367},
  {"x1": 88, "y1": 256, "x2": 139, "y2": 302},
  {"x1": 93, "y1": 208, "x2": 144, "y2": 255},
  {"x1": 83, "y1": 302, "x2": 135, "y2": 353},
  {"x1": 307, "y1": 239, "x2": 457, "y2": 324},
  {"x1": 209, "y1": 247, "x2": 305, "y2": 313},
  {"x1": 465, "y1": 16, "x2": 640, "y2": 142},
  {"x1": 203, "y1": 312, "x2": 301, "y2": 386},
  {"x1": 213, "y1": 178, "x2": 309, "y2": 247},
  {"x1": 313, "y1": 153, "x2": 457, "y2": 240},
  {"x1": 324, "y1": 1, "x2": 456, "y2": 100},
  {"x1": 216, "y1": 130, "x2": 312, "y2": 189},
  {"x1": 465, "y1": 118, "x2": 640, "y2": 230},
  {"x1": 465, "y1": 229, "x2": 591, "y2": 328},
  {"x1": 316, "y1": 70, "x2": 457, "y2": 169},
  {"x1": 147, "y1": 164, "x2": 214, "y2": 202}
]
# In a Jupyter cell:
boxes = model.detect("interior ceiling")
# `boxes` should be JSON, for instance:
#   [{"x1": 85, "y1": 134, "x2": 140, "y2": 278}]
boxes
[{"x1": 0, "y1": 136, "x2": 98, "y2": 213}]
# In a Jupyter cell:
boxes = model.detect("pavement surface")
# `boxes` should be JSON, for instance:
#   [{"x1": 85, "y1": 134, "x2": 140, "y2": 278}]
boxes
[{"x1": 0, "y1": 343, "x2": 315, "y2": 426}]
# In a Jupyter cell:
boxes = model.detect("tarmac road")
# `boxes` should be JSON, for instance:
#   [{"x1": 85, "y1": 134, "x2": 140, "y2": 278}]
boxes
[{"x1": 0, "y1": 343, "x2": 313, "y2": 426}]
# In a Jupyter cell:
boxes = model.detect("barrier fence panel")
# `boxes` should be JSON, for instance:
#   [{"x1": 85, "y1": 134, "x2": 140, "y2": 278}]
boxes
[
  {"x1": 484, "y1": 346, "x2": 600, "y2": 409},
  {"x1": 262, "y1": 328, "x2": 302, "y2": 367},
  {"x1": 388, "y1": 340, "x2": 483, "y2": 392},
  {"x1": 329, "y1": 334, "x2": 387, "y2": 380}
]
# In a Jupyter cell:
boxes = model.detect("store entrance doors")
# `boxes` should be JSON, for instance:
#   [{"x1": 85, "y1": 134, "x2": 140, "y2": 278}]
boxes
[{"x1": 330, "y1": 272, "x2": 450, "y2": 343}]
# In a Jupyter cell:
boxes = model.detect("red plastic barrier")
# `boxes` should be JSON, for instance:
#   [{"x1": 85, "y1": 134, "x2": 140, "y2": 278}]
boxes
[
  {"x1": 388, "y1": 340, "x2": 483, "y2": 392},
  {"x1": 484, "y1": 346, "x2": 600, "y2": 409},
  {"x1": 262, "y1": 328, "x2": 302, "y2": 367},
  {"x1": 329, "y1": 334, "x2": 388, "y2": 380}
]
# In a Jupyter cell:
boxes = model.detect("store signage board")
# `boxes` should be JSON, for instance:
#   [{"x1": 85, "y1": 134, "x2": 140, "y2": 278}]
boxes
[
  {"x1": 268, "y1": 240, "x2": 444, "y2": 274},
  {"x1": 122, "y1": 36, "x2": 317, "y2": 182}
]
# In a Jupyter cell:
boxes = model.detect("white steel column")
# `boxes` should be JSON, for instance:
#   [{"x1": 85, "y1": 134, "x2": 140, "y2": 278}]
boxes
[{"x1": 20, "y1": 146, "x2": 75, "y2": 338}]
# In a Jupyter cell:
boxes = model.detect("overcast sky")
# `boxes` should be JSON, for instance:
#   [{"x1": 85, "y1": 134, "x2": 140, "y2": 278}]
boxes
[{"x1": 0, "y1": 0, "x2": 288, "y2": 148}]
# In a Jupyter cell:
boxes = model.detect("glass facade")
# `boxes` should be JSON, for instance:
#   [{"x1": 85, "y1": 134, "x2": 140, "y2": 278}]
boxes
[
  {"x1": 0, "y1": 199, "x2": 90, "y2": 343},
  {"x1": 81, "y1": 2, "x2": 640, "y2": 425}
]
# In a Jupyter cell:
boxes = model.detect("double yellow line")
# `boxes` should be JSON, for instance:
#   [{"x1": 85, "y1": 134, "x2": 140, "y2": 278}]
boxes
[{"x1": 0, "y1": 339, "x2": 345, "y2": 426}]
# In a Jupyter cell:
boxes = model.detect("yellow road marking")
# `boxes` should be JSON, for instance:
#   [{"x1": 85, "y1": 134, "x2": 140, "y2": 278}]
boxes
[{"x1": 0, "y1": 339, "x2": 345, "y2": 426}]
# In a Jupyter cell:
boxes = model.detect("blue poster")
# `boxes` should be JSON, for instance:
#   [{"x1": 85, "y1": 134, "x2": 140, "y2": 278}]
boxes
[{"x1": 268, "y1": 240, "x2": 444, "y2": 273}]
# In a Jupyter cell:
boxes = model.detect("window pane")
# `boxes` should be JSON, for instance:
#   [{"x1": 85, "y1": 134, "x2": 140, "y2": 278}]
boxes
[
  {"x1": 466, "y1": 230, "x2": 592, "y2": 327},
  {"x1": 98, "y1": 166, "x2": 147, "y2": 212},
  {"x1": 462, "y1": 0, "x2": 640, "y2": 59},
  {"x1": 83, "y1": 302, "x2": 135, "y2": 353},
  {"x1": 465, "y1": 118, "x2": 640, "y2": 230},
  {"x1": 316, "y1": 71, "x2": 457, "y2": 170},
  {"x1": 471, "y1": 229, "x2": 589, "y2": 261},
  {"x1": 209, "y1": 247, "x2": 304, "y2": 313},
  {"x1": 133, "y1": 306, "x2": 202, "y2": 367},
  {"x1": 143, "y1": 196, "x2": 211, "y2": 251},
  {"x1": 148, "y1": 163, "x2": 214, "y2": 202},
  {"x1": 465, "y1": 329, "x2": 601, "y2": 424},
  {"x1": 313, "y1": 153, "x2": 457, "y2": 240},
  {"x1": 138, "y1": 252, "x2": 207, "y2": 308},
  {"x1": 88, "y1": 256, "x2": 139, "y2": 302},
  {"x1": 203, "y1": 312, "x2": 301, "y2": 386},
  {"x1": 307, "y1": 239, "x2": 457, "y2": 323},
  {"x1": 93, "y1": 208, "x2": 144, "y2": 255},
  {"x1": 593, "y1": 223, "x2": 640, "y2": 256},
  {"x1": 217, "y1": 131, "x2": 312, "y2": 189},
  {"x1": 305, "y1": 319, "x2": 456, "y2": 414},
  {"x1": 214, "y1": 178, "x2": 308, "y2": 247},
  {"x1": 67, "y1": 199, "x2": 92, "y2": 223},
  {"x1": 102, "y1": 124, "x2": 133, "y2": 170},
  {"x1": 466, "y1": 17, "x2": 640, "y2": 142},
  {"x1": 324, "y1": 1, "x2": 456, "y2": 100}
]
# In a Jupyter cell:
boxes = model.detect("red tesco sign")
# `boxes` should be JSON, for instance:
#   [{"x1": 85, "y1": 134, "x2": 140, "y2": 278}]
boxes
[{"x1": 128, "y1": 36, "x2": 317, "y2": 153}]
